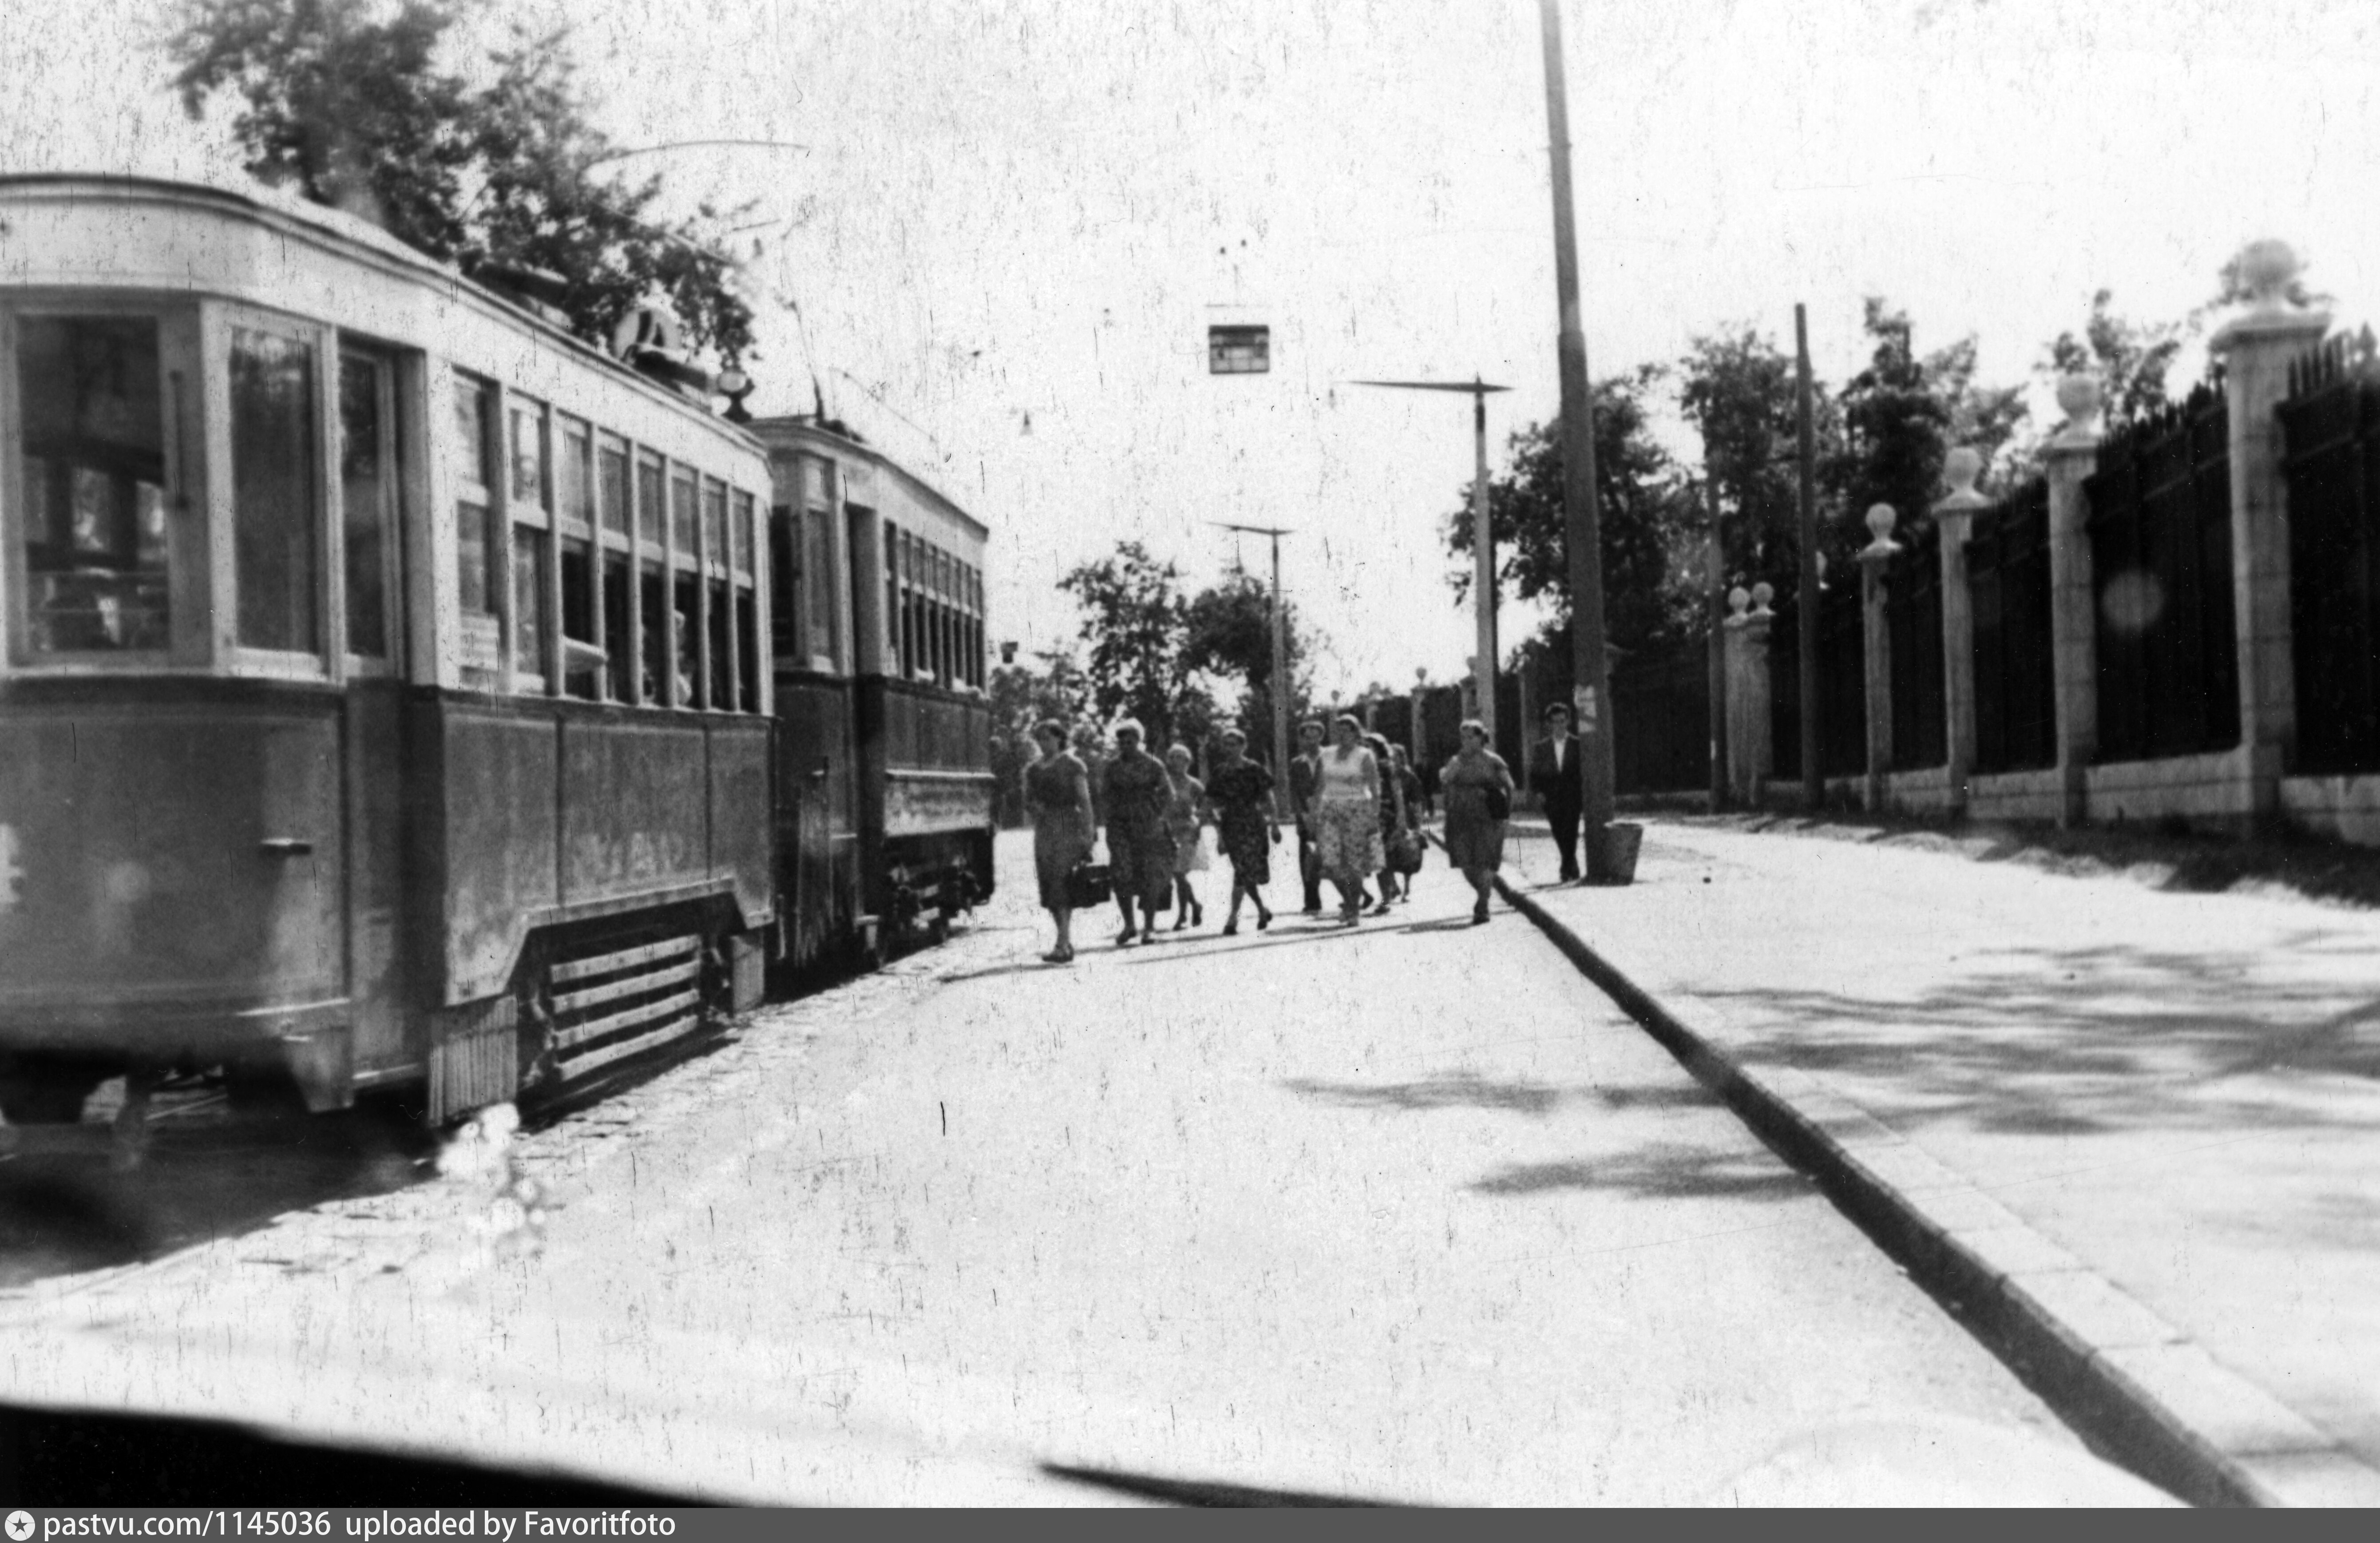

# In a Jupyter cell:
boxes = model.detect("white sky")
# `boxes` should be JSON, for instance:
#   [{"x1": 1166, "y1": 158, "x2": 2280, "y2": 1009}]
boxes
[{"x1": 9, "y1": 0, "x2": 2380, "y2": 697}]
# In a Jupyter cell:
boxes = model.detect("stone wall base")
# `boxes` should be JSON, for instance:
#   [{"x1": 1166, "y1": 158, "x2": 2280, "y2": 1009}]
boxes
[
  {"x1": 2083, "y1": 748, "x2": 2258, "y2": 833},
  {"x1": 2279, "y1": 774, "x2": 2380, "y2": 846}
]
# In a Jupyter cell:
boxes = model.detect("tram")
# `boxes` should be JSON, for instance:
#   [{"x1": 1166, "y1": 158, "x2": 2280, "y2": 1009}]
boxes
[{"x1": 0, "y1": 174, "x2": 993, "y2": 1140}]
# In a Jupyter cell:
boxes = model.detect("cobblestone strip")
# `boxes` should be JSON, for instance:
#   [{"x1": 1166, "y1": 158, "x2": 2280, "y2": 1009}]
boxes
[{"x1": 1490, "y1": 867, "x2": 2380, "y2": 1509}]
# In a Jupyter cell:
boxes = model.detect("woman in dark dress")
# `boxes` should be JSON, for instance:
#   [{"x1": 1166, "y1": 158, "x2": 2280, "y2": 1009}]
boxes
[
  {"x1": 1365, "y1": 732, "x2": 1409, "y2": 914},
  {"x1": 1024, "y1": 719, "x2": 1095, "y2": 962},
  {"x1": 1204, "y1": 727, "x2": 1279, "y2": 935},
  {"x1": 1101, "y1": 721, "x2": 1177, "y2": 946}
]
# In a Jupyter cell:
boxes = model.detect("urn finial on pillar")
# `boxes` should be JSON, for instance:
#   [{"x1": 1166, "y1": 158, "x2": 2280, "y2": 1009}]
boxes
[
  {"x1": 2051, "y1": 373, "x2": 2104, "y2": 450},
  {"x1": 1860, "y1": 501, "x2": 1901, "y2": 559},
  {"x1": 1750, "y1": 581, "x2": 1774, "y2": 617},
  {"x1": 2237, "y1": 238, "x2": 2303, "y2": 319},
  {"x1": 1727, "y1": 586, "x2": 1751, "y2": 620},
  {"x1": 1939, "y1": 447, "x2": 1988, "y2": 511}
]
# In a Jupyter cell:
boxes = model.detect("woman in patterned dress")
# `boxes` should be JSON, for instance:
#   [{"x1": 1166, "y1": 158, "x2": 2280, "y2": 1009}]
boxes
[
  {"x1": 1162, "y1": 743, "x2": 1215, "y2": 931},
  {"x1": 1023, "y1": 720, "x2": 1095, "y2": 963},
  {"x1": 1203, "y1": 728, "x2": 1278, "y2": 935},
  {"x1": 1439, "y1": 718, "x2": 1516, "y2": 925},
  {"x1": 1315, "y1": 714, "x2": 1383, "y2": 925}
]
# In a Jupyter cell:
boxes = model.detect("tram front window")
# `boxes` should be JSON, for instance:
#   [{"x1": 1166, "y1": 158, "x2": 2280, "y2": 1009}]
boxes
[
  {"x1": 15, "y1": 314, "x2": 170, "y2": 655},
  {"x1": 230, "y1": 327, "x2": 320, "y2": 655}
]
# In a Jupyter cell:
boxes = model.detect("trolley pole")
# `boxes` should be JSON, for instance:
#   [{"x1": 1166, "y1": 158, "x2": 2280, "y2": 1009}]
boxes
[
  {"x1": 1795, "y1": 303, "x2": 1821, "y2": 809},
  {"x1": 1213, "y1": 521, "x2": 1296, "y2": 818},
  {"x1": 1539, "y1": 0, "x2": 1616, "y2": 878}
]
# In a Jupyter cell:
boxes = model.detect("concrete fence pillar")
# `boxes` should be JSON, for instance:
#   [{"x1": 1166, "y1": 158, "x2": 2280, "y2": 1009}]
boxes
[
  {"x1": 2042, "y1": 374, "x2": 2104, "y2": 828},
  {"x1": 1723, "y1": 583, "x2": 1775, "y2": 803},
  {"x1": 1857, "y1": 503, "x2": 1901, "y2": 811},
  {"x1": 1933, "y1": 449, "x2": 1988, "y2": 820},
  {"x1": 2210, "y1": 239, "x2": 2329, "y2": 825}
]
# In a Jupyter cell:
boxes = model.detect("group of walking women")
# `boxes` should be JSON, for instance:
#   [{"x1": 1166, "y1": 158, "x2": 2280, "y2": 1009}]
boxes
[{"x1": 1024, "y1": 713, "x2": 1517, "y2": 962}]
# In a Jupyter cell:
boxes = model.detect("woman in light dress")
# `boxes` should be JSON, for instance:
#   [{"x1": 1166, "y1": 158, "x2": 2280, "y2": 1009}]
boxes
[
  {"x1": 1163, "y1": 742, "x2": 1216, "y2": 931},
  {"x1": 1314, "y1": 714, "x2": 1383, "y2": 925}
]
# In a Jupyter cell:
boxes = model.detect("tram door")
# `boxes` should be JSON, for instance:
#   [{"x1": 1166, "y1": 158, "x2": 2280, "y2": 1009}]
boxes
[{"x1": 335, "y1": 349, "x2": 411, "y2": 1078}]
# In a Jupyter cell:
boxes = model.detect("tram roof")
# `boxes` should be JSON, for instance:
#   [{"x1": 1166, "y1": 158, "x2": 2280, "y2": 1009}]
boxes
[
  {"x1": 751, "y1": 416, "x2": 990, "y2": 543},
  {"x1": 0, "y1": 171, "x2": 763, "y2": 461}
]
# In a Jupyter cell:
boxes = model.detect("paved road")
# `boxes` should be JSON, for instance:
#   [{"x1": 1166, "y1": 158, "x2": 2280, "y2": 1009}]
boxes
[{"x1": 0, "y1": 834, "x2": 2170, "y2": 1504}]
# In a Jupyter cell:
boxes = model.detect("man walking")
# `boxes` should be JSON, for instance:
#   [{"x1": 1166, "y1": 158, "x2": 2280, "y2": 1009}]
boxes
[
  {"x1": 1528, "y1": 701, "x2": 1585, "y2": 883},
  {"x1": 1287, "y1": 718, "x2": 1327, "y2": 914}
]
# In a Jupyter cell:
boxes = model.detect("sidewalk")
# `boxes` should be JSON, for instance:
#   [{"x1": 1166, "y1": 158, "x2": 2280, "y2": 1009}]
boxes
[{"x1": 1489, "y1": 814, "x2": 2380, "y2": 1508}]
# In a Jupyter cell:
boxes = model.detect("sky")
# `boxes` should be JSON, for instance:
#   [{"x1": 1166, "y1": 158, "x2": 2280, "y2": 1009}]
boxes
[{"x1": 9, "y1": 0, "x2": 2380, "y2": 698}]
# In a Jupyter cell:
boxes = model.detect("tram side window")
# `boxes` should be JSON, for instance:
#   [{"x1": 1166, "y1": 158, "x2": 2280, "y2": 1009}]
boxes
[
  {"x1": 880, "y1": 522, "x2": 900, "y2": 677},
  {"x1": 14, "y1": 315, "x2": 170, "y2": 655},
  {"x1": 702, "y1": 477, "x2": 732, "y2": 710},
  {"x1": 509, "y1": 398, "x2": 550, "y2": 688},
  {"x1": 769, "y1": 504, "x2": 798, "y2": 658},
  {"x1": 338, "y1": 353, "x2": 396, "y2": 660},
  {"x1": 558, "y1": 415, "x2": 599, "y2": 700},
  {"x1": 671, "y1": 468, "x2": 699, "y2": 704},
  {"x1": 802, "y1": 503, "x2": 836, "y2": 668},
  {"x1": 452, "y1": 376, "x2": 501, "y2": 682},
  {"x1": 635, "y1": 452, "x2": 665, "y2": 704},
  {"x1": 230, "y1": 327, "x2": 320, "y2": 655},
  {"x1": 734, "y1": 490, "x2": 758, "y2": 712}
]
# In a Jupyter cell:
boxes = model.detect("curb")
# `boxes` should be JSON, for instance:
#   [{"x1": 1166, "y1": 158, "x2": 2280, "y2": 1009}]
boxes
[{"x1": 1493, "y1": 869, "x2": 2380, "y2": 1509}]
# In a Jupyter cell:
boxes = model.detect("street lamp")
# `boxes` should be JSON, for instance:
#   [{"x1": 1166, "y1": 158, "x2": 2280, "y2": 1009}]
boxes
[
  {"x1": 1349, "y1": 377, "x2": 1512, "y2": 746},
  {"x1": 1212, "y1": 521, "x2": 1297, "y2": 819}
]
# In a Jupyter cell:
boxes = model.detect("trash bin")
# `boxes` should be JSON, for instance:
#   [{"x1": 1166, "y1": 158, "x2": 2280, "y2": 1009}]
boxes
[{"x1": 1593, "y1": 821, "x2": 1643, "y2": 885}]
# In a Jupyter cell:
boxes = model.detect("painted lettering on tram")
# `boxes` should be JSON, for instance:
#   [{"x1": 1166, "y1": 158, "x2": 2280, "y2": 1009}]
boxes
[{"x1": 0, "y1": 823, "x2": 20, "y2": 915}]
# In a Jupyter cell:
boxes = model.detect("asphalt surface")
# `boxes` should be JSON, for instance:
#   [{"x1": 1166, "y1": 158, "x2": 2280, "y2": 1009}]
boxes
[{"x1": 0, "y1": 832, "x2": 2173, "y2": 1504}]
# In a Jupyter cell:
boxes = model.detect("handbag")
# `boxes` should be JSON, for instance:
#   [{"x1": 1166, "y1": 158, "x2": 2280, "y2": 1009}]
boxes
[
  {"x1": 1388, "y1": 829, "x2": 1425, "y2": 875},
  {"x1": 1484, "y1": 784, "x2": 1512, "y2": 822},
  {"x1": 1065, "y1": 861, "x2": 1112, "y2": 907}
]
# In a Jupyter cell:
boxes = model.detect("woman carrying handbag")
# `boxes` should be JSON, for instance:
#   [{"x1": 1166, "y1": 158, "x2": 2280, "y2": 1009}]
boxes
[{"x1": 1439, "y1": 718, "x2": 1516, "y2": 925}]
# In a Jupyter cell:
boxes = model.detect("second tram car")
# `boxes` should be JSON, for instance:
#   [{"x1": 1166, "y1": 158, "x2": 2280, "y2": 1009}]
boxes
[
  {"x1": 756, "y1": 417, "x2": 994, "y2": 969},
  {"x1": 0, "y1": 175, "x2": 993, "y2": 1145}
]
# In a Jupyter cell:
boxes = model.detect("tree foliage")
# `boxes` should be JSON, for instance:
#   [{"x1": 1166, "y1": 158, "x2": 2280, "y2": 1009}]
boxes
[
  {"x1": 1056, "y1": 543, "x2": 1313, "y2": 758},
  {"x1": 168, "y1": 0, "x2": 756, "y2": 361},
  {"x1": 2038, "y1": 289, "x2": 2184, "y2": 433},
  {"x1": 1678, "y1": 327, "x2": 1818, "y2": 588},
  {"x1": 1445, "y1": 367, "x2": 1699, "y2": 661},
  {"x1": 1829, "y1": 298, "x2": 2029, "y2": 533}
]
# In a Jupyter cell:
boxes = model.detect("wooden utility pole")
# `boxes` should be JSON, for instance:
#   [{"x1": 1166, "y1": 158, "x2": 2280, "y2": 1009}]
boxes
[
  {"x1": 1212, "y1": 521, "x2": 1295, "y2": 818},
  {"x1": 1538, "y1": 0, "x2": 1616, "y2": 877},
  {"x1": 1794, "y1": 304, "x2": 1821, "y2": 809},
  {"x1": 1704, "y1": 466, "x2": 1727, "y2": 809}
]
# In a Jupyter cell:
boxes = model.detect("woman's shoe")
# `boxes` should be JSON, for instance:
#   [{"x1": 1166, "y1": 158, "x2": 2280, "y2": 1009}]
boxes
[
  {"x1": 1471, "y1": 902, "x2": 1489, "y2": 925},
  {"x1": 1192, "y1": 900, "x2": 1204, "y2": 927},
  {"x1": 1056, "y1": 943, "x2": 1075, "y2": 963},
  {"x1": 1221, "y1": 918, "x2": 1239, "y2": 937},
  {"x1": 1173, "y1": 911, "x2": 1189, "y2": 932},
  {"x1": 1116, "y1": 928, "x2": 1137, "y2": 946},
  {"x1": 1370, "y1": 899, "x2": 1394, "y2": 916},
  {"x1": 1255, "y1": 908, "x2": 1272, "y2": 932}
]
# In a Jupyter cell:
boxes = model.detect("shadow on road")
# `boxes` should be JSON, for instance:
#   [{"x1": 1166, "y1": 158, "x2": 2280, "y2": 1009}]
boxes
[
  {"x1": 1469, "y1": 1143, "x2": 1815, "y2": 1202},
  {"x1": 1695, "y1": 934, "x2": 2380, "y2": 1143},
  {"x1": 0, "y1": 1107, "x2": 438, "y2": 1289}
]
